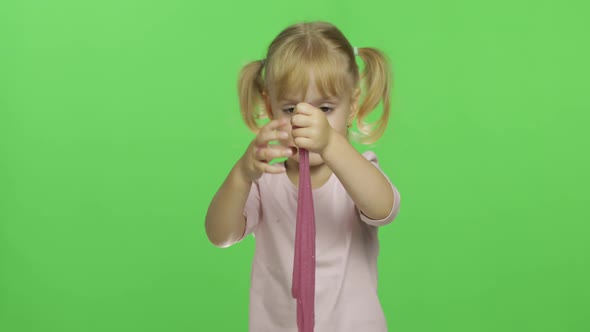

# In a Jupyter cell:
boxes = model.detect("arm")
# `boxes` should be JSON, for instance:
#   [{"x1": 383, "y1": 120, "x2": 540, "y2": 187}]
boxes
[
  {"x1": 290, "y1": 102, "x2": 395, "y2": 221},
  {"x1": 205, "y1": 160, "x2": 252, "y2": 248},
  {"x1": 322, "y1": 134, "x2": 395, "y2": 220},
  {"x1": 205, "y1": 119, "x2": 292, "y2": 247}
]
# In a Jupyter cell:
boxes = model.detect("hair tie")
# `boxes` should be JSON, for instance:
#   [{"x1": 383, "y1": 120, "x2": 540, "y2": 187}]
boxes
[
  {"x1": 261, "y1": 59, "x2": 266, "y2": 66},
  {"x1": 353, "y1": 47, "x2": 359, "y2": 56}
]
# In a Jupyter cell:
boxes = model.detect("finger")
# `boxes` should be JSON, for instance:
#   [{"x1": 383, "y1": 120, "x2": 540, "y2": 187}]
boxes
[
  {"x1": 262, "y1": 118, "x2": 290, "y2": 133},
  {"x1": 256, "y1": 129, "x2": 290, "y2": 146},
  {"x1": 290, "y1": 114, "x2": 313, "y2": 128},
  {"x1": 291, "y1": 127, "x2": 314, "y2": 139},
  {"x1": 261, "y1": 163, "x2": 287, "y2": 174},
  {"x1": 293, "y1": 137, "x2": 313, "y2": 149},
  {"x1": 277, "y1": 121, "x2": 292, "y2": 132},
  {"x1": 256, "y1": 119, "x2": 290, "y2": 145},
  {"x1": 294, "y1": 102, "x2": 315, "y2": 115},
  {"x1": 255, "y1": 145, "x2": 293, "y2": 161}
]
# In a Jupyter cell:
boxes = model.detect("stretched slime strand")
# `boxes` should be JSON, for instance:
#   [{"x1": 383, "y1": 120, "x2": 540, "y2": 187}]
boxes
[{"x1": 291, "y1": 148, "x2": 316, "y2": 332}]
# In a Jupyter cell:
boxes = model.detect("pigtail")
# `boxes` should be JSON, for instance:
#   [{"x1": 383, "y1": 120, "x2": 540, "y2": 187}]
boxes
[
  {"x1": 355, "y1": 47, "x2": 392, "y2": 144},
  {"x1": 237, "y1": 59, "x2": 266, "y2": 133}
]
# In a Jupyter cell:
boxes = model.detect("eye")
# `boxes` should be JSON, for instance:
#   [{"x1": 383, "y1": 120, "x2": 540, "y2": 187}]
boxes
[
  {"x1": 282, "y1": 107, "x2": 295, "y2": 114},
  {"x1": 320, "y1": 106, "x2": 333, "y2": 113}
]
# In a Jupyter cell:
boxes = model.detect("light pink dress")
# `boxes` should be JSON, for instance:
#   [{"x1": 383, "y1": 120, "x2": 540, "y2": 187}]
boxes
[{"x1": 238, "y1": 151, "x2": 401, "y2": 332}]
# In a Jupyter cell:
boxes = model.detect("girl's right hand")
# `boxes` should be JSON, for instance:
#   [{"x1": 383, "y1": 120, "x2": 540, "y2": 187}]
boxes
[{"x1": 239, "y1": 118, "x2": 293, "y2": 181}]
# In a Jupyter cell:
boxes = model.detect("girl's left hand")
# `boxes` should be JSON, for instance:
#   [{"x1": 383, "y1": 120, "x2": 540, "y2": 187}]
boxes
[{"x1": 290, "y1": 102, "x2": 335, "y2": 155}]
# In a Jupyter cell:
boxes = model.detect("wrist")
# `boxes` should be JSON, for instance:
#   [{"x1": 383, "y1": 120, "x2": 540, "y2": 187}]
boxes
[
  {"x1": 320, "y1": 130, "x2": 346, "y2": 164},
  {"x1": 235, "y1": 157, "x2": 255, "y2": 184}
]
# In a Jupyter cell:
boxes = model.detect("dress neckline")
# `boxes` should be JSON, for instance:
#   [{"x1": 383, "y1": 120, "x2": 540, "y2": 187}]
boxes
[{"x1": 281, "y1": 160, "x2": 336, "y2": 195}]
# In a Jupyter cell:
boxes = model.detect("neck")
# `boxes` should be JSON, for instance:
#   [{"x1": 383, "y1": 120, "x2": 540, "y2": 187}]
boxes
[{"x1": 285, "y1": 159, "x2": 332, "y2": 189}]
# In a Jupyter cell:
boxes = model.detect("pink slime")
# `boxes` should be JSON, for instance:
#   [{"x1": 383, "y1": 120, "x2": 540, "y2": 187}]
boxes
[{"x1": 291, "y1": 148, "x2": 316, "y2": 332}]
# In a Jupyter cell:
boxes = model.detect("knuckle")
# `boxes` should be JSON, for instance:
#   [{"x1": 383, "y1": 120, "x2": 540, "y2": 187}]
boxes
[
  {"x1": 273, "y1": 149, "x2": 282, "y2": 158},
  {"x1": 254, "y1": 149, "x2": 260, "y2": 158}
]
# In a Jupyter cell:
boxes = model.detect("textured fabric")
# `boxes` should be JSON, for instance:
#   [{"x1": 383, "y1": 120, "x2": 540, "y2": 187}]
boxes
[
  {"x1": 292, "y1": 148, "x2": 315, "y2": 332},
  {"x1": 240, "y1": 151, "x2": 401, "y2": 332}
]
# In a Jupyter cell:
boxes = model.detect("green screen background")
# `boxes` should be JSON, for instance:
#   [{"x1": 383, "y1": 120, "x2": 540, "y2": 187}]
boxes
[{"x1": 1, "y1": 0, "x2": 589, "y2": 331}]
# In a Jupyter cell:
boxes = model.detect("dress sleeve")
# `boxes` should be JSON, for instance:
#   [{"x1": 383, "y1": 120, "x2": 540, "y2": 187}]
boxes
[
  {"x1": 358, "y1": 151, "x2": 401, "y2": 227},
  {"x1": 237, "y1": 179, "x2": 262, "y2": 242}
]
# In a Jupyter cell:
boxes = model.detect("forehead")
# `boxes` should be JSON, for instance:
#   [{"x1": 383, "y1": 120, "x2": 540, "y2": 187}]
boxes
[
  {"x1": 268, "y1": 68, "x2": 352, "y2": 104},
  {"x1": 277, "y1": 77, "x2": 340, "y2": 104},
  {"x1": 265, "y1": 49, "x2": 354, "y2": 103}
]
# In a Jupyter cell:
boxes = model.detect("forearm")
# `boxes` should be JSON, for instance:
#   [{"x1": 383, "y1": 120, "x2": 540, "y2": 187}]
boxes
[
  {"x1": 322, "y1": 134, "x2": 395, "y2": 220},
  {"x1": 205, "y1": 160, "x2": 252, "y2": 247}
]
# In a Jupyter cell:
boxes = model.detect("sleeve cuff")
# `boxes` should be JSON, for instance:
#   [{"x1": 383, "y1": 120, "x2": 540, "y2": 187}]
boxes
[{"x1": 359, "y1": 182, "x2": 401, "y2": 227}]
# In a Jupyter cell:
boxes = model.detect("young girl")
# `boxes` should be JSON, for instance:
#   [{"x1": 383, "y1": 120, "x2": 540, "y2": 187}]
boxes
[{"x1": 205, "y1": 21, "x2": 401, "y2": 332}]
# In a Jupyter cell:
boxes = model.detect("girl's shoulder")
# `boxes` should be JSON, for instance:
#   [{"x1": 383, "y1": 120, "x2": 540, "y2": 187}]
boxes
[{"x1": 361, "y1": 150, "x2": 379, "y2": 165}]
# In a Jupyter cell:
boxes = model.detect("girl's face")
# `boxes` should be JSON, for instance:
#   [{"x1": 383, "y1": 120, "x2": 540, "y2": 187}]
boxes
[{"x1": 265, "y1": 74, "x2": 359, "y2": 167}]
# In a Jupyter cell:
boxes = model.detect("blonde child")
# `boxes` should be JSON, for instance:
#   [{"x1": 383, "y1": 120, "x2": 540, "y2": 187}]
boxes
[{"x1": 205, "y1": 21, "x2": 401, "y2": 332}]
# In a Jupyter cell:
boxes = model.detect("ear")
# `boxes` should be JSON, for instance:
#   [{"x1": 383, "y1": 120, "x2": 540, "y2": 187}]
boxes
[
  {"x1": 262, "y1": 91, "x2": 274, "y2": 120},
  {"x1": 348, "y1": 87, "x2": 361, "y2": 124}
]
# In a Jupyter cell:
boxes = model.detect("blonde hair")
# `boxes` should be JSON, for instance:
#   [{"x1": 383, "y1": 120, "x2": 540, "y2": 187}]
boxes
[{"x1": 237, "y1": 21, "x2": 392, "y2": 144}]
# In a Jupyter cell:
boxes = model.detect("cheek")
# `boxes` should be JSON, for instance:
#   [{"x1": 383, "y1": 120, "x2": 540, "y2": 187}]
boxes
[
  {"x1": 273, "y1": 110, "x2": 287, "y2": 119},
  {"x1": 327, "y1": 114, "x2": 348, "y2": 134}
]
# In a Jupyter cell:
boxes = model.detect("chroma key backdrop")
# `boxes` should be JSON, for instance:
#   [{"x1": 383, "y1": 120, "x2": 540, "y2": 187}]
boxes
[{"x1": 1, "y1": 0, "x2": 589, "y2": 331}]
